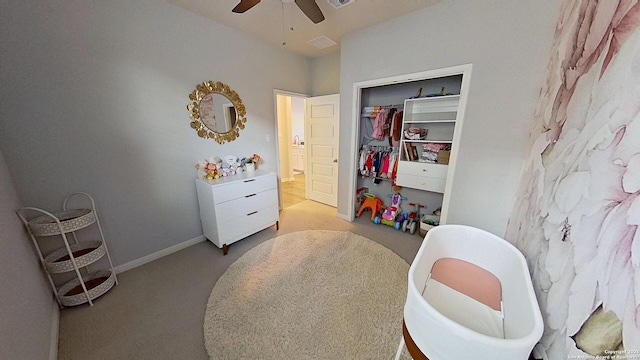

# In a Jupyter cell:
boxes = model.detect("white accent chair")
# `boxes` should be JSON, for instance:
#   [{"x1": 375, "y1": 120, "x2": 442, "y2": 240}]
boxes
[{"x1": 395, "y1": 224, "x2": 543, "y2": 360}]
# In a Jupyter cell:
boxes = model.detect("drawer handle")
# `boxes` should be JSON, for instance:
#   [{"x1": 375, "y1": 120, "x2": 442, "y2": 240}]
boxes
[
  {"x1": 245, "y1": 194, "x2": 256, "y2": 198},
  {"x1": 247, "y1": 211, "x2": 258, "y2": 216},
  {"x1": 244, "y1": 179, "x2": 256, "y2": 183},
  {"x1": 422, "y1": 169, "x2": 427, "y2": 172}
]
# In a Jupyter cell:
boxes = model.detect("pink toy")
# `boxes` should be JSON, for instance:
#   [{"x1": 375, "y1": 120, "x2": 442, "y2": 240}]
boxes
[
  {"x1": 388, "y1": 193, "x2": 406, "y2": 214},
  {"x1": 382, "y1": 206, "x2": 398, "y2": 221},
  {"x1": 373, "y1": 193, "x2": 408, "y2": 230}
]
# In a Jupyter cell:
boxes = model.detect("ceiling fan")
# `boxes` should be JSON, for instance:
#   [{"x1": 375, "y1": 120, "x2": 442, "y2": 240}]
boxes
[{"x1": 232, "y1": 0, "x2": 325, "y2": 24}]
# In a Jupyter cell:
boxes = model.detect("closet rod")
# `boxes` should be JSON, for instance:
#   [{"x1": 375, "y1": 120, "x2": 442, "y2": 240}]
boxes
[
  {"x1": 361, "y1": 104, "x2": 404, "y2": 118},
  {"x1": 360, "y1": 144, "x2": 399, "y2": 151},
  {"x1": 363, "y1": 104, "x2": 404, "y2": 109}
]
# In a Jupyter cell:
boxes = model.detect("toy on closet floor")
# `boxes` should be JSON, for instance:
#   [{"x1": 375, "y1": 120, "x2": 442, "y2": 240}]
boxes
[
  {"x1": 373, "y1": 193, "x2": 408, "y2": 230},
  {"x1": 402, "y1": 202, "x2": 425, "y2": 235},
  {"x1": 419, "y1": 207, "x2": 442, "y2": 237},
  {"x1": 356, "y1": 193, "x2": 384, "y2": 221},
  {"x1": 355, "y1": 187, "x2": 368, "y2": 213}
]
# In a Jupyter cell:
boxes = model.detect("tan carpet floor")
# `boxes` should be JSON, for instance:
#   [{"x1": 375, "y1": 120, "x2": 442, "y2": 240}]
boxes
[
  {"x1": 57, "y1": 200, "x2": 423, "y2": 360},
  {"x1": 204, "y1": 230, "x2": 409, "y2": 359}
]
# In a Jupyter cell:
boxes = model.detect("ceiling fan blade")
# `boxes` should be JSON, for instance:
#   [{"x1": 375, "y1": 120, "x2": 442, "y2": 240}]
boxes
[
  {"x1": 295, "y1": 0, "x2": 325, "y2": 24},
  {"x1": 232, "y1": 0, "x2": 261, "y2": 13}
]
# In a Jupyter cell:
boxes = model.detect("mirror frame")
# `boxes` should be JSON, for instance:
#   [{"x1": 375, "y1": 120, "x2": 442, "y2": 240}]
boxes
[{"x1": 187, "y1": 81, "x2": 247, "y2": 144}]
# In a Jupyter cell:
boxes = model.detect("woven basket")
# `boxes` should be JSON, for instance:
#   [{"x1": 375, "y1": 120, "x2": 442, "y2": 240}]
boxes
[
  {"x1": 28, "y1": 209, "x2": 96, "y2": 236},
  {"x1": 44, "y1": 241, "x2": 105, "y2": 273},
  {"x1": 437, "y1": 150, "x2": 451, "y2": 164},
  {"x1": 58, "y1": 269, "x2": 115, "y2": 307}
]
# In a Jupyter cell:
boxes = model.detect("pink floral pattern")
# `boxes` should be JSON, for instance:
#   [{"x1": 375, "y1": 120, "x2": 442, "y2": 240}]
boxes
[{"x1": 506, "y1": 1, "x2": 640, "y2": 358}]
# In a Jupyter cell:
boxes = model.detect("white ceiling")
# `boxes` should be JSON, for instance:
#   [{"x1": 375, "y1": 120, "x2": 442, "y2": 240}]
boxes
[{"x1": 164, "y1": 0, "x2": 443, "y2": 58}]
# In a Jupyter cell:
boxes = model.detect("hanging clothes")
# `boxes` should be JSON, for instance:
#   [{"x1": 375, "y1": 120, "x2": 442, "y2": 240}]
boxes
[
  {"x1": 357, "y1": 145, "x2": 400, "y2": 185},
  {"x1": 362, "y1": 106, "x2": 382, "y2": 118},
  {"x1": 384, "y1": 108, "x2": 397, "y2": 139},
  {"x1": 361, "y1": 105, "x2": 403, "y2": 146},
  {"x1": 391, "y1": 111, "x2": 403, "y2": 147},
  {"x1": 371, "y1": 109, "x2": 387, "y2": 140},
  {"x1": 387, "y1": 152, "x2": 396, "y2": 178}
]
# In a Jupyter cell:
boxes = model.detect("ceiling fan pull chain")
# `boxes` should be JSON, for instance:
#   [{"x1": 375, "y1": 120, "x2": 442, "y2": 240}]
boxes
[{"x1": 281, "y1": 2, "x2": 286, "y2": 46}]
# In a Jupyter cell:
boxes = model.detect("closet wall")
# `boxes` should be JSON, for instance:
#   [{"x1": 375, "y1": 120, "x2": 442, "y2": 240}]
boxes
[
  {"x1": 338, "y1": 0, "x2": 560, "y2": 236},
  {"x1": 356, "y1": 76, "x2": 462, "y2": 218}
]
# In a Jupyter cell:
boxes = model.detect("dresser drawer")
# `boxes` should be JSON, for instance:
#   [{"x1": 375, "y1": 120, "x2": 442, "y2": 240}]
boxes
[
  {"x1": 397, "y1": 161, "x2": 448, "y2": 179},
  {"x1": 396, "y1": 173, "x2": 446, "y2": 193},
  {"x1": 211, "y1": 173, "x2": 276, "y2": 204},
  {"x1": 215, "y1": 188, "x2": 278, "y2": 223},
  {"x1": 217, "y1": 204, "x2": 279, "y2": 242}
]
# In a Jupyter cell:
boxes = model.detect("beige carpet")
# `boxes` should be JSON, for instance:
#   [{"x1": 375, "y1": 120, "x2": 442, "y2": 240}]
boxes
[{"x1": 203, "y1": 230, "x2": 409, "y2": 359}]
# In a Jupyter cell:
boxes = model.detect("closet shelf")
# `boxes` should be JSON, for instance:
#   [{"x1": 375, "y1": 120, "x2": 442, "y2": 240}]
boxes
[{"x1": 397, "y1": 92, "x2": 462, "y2": 194}]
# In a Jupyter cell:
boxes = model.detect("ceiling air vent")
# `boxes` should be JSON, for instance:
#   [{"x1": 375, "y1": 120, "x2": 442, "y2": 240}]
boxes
[
  {"x1": 308, "y1": 35, "x2": 337, "y2": 49},
  {"x1": 327, "y1": 0, "x2": 355, "y2": 9}
]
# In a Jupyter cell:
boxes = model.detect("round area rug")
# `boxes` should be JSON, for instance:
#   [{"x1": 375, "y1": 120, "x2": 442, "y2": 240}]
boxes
[{"x1": 203, "y1": 230, "x2": 409, "y2": 359}]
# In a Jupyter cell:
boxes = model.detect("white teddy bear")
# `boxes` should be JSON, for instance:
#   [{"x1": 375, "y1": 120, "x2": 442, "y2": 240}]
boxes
[{"x1": 195, "y1": 159, "x2": 208, "y2": 180}]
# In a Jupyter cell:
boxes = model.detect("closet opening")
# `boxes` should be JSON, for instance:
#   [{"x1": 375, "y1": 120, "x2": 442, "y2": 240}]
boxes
[{"x1": 346, "y1": 65, "x2": 472, "y2": 226}]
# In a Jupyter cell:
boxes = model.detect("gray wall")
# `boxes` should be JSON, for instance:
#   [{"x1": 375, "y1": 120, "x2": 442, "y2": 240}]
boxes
[
  {"x1": 0, "y1": 148, "x2": 55, "y2": 360},
  {"x1": 311, "y1": 51, "x2": 341, "y2": 96},
  {"x1": 0, "y1": 0, "x2": 311, "y2": 268},
  {"x1": 338, "y1": 0, "x2": 562, "y2": 236},
  {"x1": 0, "y1": 1, "x2": 566, "y2": 357}
]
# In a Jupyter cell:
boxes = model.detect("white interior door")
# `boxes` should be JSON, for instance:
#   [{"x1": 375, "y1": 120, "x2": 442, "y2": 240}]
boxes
[{"x1": 305, "y1": 94, "x2": 340, "y2": 207}]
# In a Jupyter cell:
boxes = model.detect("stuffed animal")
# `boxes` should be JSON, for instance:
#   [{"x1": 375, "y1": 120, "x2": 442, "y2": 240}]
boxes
[
  {"x1": 195, "y1": 159, "x2": 208, "y2": 180},
  {"x1": 205, "y1": 162, "x2": 219, "y2": 180},
  {"x1": 211, "y1": 156, "x2": 222, "y2": 166},
  {"x1": 224, "y1": 155, "x2": 238, "y2": 166}
]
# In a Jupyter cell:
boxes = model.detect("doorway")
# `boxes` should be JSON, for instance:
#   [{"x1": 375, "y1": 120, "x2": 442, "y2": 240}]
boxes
[
  {"x1": 275, "y1": 91, "x2": 308, "y2": 209},
  {"x1": 305, "y1": 94, "x2": 340, "y2": 207}
]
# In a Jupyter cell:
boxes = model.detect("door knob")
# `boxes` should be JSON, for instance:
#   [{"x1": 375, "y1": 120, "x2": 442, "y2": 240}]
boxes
[{"x1": 333, "y1": 159, "x2": 338, "y2": 163}]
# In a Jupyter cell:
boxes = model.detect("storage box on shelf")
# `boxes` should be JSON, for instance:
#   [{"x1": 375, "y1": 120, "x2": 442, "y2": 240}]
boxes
[
  {"x1": 396, "y1": 95, "x2": 460, "y2": 194},
  {"x1": 16, "y1": 192, "x2": 118, "y2": 307}
]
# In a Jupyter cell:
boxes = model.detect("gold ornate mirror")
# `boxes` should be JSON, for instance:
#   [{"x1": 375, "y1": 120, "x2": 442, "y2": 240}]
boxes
[{"x1": 186, "y1": 81, "x2": 247, "y2": 144}]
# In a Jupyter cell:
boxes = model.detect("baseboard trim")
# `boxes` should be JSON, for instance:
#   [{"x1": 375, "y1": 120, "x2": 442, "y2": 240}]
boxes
[
  {"x1": 113, "y1": 235, "x2": 206, "y2": 274},
  {"x1": 336, "y1": 212, "x2": 352, "y2": 222},
  {"x1": 49, "y1": 299, "x2": 59, "y2": 360}
]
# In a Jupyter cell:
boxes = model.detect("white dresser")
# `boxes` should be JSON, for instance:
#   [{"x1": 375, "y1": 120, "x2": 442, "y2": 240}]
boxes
[{"x1": 195, "y1": 170, "x2": 279, "y2": 254}]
